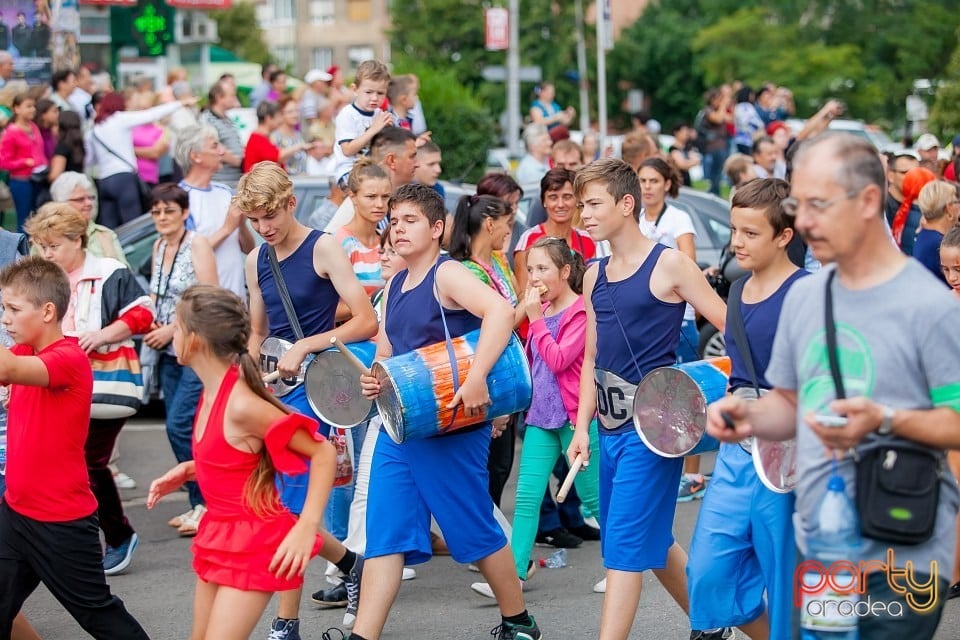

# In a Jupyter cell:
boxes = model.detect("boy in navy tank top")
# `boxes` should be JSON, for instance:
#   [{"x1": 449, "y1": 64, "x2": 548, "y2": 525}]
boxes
[
  {"x1": 355, "y1": 184, "x2": 542, "y2": 640},
  {"x1": 568, "y1": 159, "x2": 726, "y2": 640},
  {"x1": 686, "y1": 179, "x2": 808, "y2": 640},
  {"x1": 236, "y1": 162, "x2": 379, "y2": 640}
]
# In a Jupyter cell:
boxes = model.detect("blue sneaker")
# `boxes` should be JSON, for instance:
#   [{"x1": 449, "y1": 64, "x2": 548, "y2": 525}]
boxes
[
  {"x1": 492, "y1": 616, "x2": 543, "y2": 640},
  {"x1": 267, "y1": 618, "x2": 301, "y2": 640},
  {"x1": 677, "y1": 475, "x2": 707, "y2": 503},
  {"x1": 103, "y1": 532, "x2": 138, "y2": 576}
]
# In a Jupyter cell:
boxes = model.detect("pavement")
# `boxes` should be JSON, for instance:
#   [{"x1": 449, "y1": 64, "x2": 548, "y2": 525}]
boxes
[{"x1": 18, "y1": 417, "x2": 960, "y2": 639}]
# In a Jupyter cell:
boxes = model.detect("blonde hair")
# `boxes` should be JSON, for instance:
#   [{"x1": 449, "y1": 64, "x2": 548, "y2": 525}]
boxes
[
  {"x1": 25, "y1": 202, "x2": 89, "y2": 249},
  {"x1": 917, "y1": 180, "x2": 958, "y2": 222},
  {"x1": 233, "y1": 162, "x2": 294, "y2": 215},
  {"x1": 354, "y1": 60, "x2": 390, "y2": 86},
  {"x1": 347, "y1": 156, "x2": 390, "y2": 194}
]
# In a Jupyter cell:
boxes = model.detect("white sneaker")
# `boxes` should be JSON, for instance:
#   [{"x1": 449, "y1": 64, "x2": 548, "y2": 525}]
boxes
[
  {"x1": 582, "y1": 514, "x2": 600, "y2": 529},
  {"x1": 471, "y1": 579, "x2": 524, "y2": 599},
  {"x1": 113, "y1": 472, "x2": 137, "y2": 490},
  {"x1": 342, "y1": 611, "x2": 356, "y2": 629},
  {"x1": 467, "y1": 563, "x2": 480, "y2": 573},
  {"x1": 402, "y1": 566, "x2": 417, "y2": 581},
  {"x1": 593, "y1": 577, "x2": 606, "y2": 593}
]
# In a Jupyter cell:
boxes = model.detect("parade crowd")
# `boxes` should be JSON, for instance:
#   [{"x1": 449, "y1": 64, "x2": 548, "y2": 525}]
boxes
[{"x1": 0, "y1": 55, "x2": 959, "y2": 640}]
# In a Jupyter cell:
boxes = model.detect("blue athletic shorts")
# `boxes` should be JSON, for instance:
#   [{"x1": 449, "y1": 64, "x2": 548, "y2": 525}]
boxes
[
  {"x1": 365, "y1": 426, "x2": 507, "y2": 566},
  {"x1": 598, "y1": 432, "x2": 683, "y2": 571},
  {"x1": 278, "y1": 384, "x2": 331, "y2": 516},
  {"x1": 687, "y1": 443, "x2": 795, "y2": 638}
]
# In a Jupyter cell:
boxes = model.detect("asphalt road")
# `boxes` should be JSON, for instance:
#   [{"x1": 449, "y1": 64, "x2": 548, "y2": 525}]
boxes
[{"x1": 18, "y1": 418, "x2": 960, "y2": 639}]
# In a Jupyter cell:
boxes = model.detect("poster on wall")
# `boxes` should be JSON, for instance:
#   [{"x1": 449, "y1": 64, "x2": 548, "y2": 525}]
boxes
[{"x1": 0, "y1": 0, "x2": 53, "y2": 84}]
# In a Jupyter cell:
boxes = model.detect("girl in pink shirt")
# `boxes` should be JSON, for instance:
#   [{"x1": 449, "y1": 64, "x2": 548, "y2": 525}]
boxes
[{"x1": 0, "y1": 94, "x2": 47, "y2": 230}]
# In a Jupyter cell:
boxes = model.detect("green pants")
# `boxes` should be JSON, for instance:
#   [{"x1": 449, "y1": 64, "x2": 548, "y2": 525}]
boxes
[{"x1": 510, "y1": 420, "x2": 601, "y2": 579}]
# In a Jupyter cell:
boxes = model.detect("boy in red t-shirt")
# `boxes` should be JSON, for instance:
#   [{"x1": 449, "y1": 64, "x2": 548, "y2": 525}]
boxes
[{"x1": 0, "y1": 257, "x2": 149, "y2": 639}]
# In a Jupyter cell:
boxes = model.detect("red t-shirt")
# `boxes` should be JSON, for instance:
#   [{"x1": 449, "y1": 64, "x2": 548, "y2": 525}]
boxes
[
  {"x1": 514, "y1": 224, "x2": 597, "y2": 261},
  {"x1": 4, "y1": 338, "x2": 96, "y2": 522},
  {"x1": 243, "y1": 132, "x2": 281, "y2": 173}
]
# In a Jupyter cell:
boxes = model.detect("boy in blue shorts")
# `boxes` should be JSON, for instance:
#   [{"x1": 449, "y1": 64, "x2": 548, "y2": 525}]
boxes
[
  {"x1": 237, "y1": 161, "x2": 379, "y2": 640},
  {"x1": 355, "y1": 184, "x2": 542, "y2": 640},
  {"x1": 567, "y1": 159, "x2": 727, "y2": 640},
  {"x1": 686, "y1": 179, "x2": 807, "y2": 640}
]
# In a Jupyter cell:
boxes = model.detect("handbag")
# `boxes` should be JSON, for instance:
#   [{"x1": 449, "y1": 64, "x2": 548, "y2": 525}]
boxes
[
  {"x1": 90, "y1": 340, "x2": 145, "y2": 419},
  {"x1": 91, "y1": 130, "x2": 152, "y2": 214},
  {"x1": 824, "y1": 269, "x2": 941, "y2": 545}
]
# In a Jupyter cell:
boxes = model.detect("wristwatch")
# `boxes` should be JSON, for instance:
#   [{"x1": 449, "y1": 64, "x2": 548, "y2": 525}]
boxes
[{"x1": 878, "y1": 405, "x2": 895, "y2": 435}]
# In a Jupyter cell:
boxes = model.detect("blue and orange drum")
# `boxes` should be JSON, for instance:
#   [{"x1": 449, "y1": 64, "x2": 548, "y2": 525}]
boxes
[
  {"x1": 372, "y1": 329, "x2": 532, "y2": 443},
  {"x1": 305, "y1": 341, "x2": 378, "y2": 429},
  {"x1": 632, "y1": 357, "x2": 731, "y2": 457}
]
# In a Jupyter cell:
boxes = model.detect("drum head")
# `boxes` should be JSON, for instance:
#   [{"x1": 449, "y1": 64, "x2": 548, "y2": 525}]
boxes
[
  {"x1": 752, "y1": 438, "x2": 797, "y2": 493},
  {"x1": 372, "y1": 362, "x2": 405, "y2": 444},
  {"x1": 633, "y1": 367, "x2": 707, "y2": 457},
  {"x1": 260, "y1": 336, "x2": 303, "y2": 398},
  {"x1": 304, "y1": 352, "x2": 373, "y2": 429}
]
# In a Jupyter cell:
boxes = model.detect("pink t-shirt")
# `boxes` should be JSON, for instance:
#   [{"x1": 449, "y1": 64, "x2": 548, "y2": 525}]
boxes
[{"x1": 132, "y1": 123, "x2": 164, "y2": 184}]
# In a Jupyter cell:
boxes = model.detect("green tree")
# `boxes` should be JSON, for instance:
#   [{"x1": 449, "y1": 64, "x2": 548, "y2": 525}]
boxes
[
  {"x1": 211, "y1": 3, "x2": 272, "y2": 67},
  {"x1": 929, "y1": 28, "x2": 960, "y2": 140}
]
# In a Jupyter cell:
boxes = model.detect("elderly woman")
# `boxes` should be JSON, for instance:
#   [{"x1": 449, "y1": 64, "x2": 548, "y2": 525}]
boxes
[
  {"x1": 49, "y1": 171, "x2": 126, "y2": 264},
  {"x1": 25, "y1": 203, "x2": 154, "y2": 576},
  {"x1": 142, "y1": 183, "x2": 217, "y2": 537}
]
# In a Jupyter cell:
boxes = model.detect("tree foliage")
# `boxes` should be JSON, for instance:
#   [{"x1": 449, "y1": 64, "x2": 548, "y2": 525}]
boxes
[
  {"x1": 930, "y1": 27, "x2": 960, "y2": 140},
  {"x1": 211, "y1": 3, "x2": 272, "y2": 67}
]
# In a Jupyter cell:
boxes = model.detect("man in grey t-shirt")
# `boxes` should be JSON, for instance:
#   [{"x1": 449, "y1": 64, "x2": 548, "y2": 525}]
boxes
[{"x1": 708, "y1": 132, "x2": 960, "y2": 640}]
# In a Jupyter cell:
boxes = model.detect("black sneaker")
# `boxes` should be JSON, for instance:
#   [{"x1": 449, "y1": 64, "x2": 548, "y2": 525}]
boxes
[
  {"x1": 690, "y1": 628, "x2": 736, "y2": 640},
  {"x1": 949, "y1": 582, "x2": 960, "y2": 599},
  {"x1": 567, "y1": 523, "x2": 601, "y2": 541},
  {"x1": 311, "y1": 582, "x2": 348, "y2": 608},
  {"x1": 343, "y1": 555, "x2": 364, "y2": 621},
  {"x1": 491, "y1": 616, "x2": 543, "y2": 640},
  {"x1": 535, "y1": 527, "x2": 582, "y2": 548}
]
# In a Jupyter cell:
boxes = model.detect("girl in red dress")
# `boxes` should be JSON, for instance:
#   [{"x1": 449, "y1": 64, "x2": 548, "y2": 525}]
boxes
[{"x1": 147, "y1": 285, "x2": 337, "y2": 639}]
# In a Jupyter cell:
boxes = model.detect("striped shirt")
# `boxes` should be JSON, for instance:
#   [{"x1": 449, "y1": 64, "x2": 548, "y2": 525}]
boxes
[{"x1": 335, "y1": 228, "x2": 383, "y2": 296}]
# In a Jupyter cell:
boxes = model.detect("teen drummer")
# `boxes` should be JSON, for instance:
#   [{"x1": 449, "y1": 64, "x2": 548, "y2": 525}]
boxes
[
  {"x1": 567, "y1": 159, "x2": 726, "y2": 640},
  {"x1": 236, "y1": 161, "x2": 378, "y2": 640},
  {"x1": 686, "y1": 179, "x2": 807, "y2": 640},
  {"x1": 356, "y1": 184, "x2": 543, "y2": 640}
]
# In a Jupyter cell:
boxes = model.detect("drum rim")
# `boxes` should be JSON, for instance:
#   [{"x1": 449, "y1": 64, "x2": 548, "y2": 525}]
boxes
[
  {"x1": 632, "y1": 365, "x2": 709, "y2": 458},
  {"x1": 303, "y1": 356, "x2": 374, "y2": 429},
  {"x1": 372, "y1": 361, "x2": 405, "y2": 443},
  {"x1": 751, "y1": 437, "x2": 796, "y2": 494},
  {"x1": 260, "y1": 336, "x2": 302, "y2": 398}
]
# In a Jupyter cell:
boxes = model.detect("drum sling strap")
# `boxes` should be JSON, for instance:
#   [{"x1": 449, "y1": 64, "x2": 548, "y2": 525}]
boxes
[
  {"x1": 433, "y1": 262, "x2": 462, "y2": 429},
  {"x1": 267, "y1": 246, "x2": 305, "y2": 342},
  {"x1": 727, "y1": 277, "x2": 761, "y2": 397}
]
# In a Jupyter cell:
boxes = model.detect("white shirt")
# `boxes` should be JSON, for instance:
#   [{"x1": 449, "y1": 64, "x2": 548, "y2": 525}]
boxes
[
  {"x1": 88, "y1": 102, "x2": 183, "y2": 179},
  {"x1": 179, "y1": 180, "x2": 246, "y2": 299},
  {"x1": 515, "y1": 154, "x2": 549, "y2": 184},
  {"x1": 324, "y1": 198, "x2": 355, "y2": 234},
  {"x1": 639, "y1": 203, "x2": 698, "y2": 321},
  {"x1": 333, "y1": 103, "x2": 379, "y2": 184}
]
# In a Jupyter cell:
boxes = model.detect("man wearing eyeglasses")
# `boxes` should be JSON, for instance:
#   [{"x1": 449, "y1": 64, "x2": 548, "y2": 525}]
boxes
[
  {"x1": 885, "y1": 153, "x2": 919, "y2": 226},
  {"x1": 710, "y1": 132, "x2": 960, "y2": 640}
]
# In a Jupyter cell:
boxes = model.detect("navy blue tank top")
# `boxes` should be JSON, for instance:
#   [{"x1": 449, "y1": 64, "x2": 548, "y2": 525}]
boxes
[
  {"x1": 593, "y1": 244, "x2": 685, "y2": 383},
  {"x1": 257, "y1": 229, "x2": 338, "y2": 341},
  {"x1": 385, "y1": 257, "x2": 482, "y2": 355},
  {"x1": 726, "y1": 269, "x2": 808, "y2": 392}
]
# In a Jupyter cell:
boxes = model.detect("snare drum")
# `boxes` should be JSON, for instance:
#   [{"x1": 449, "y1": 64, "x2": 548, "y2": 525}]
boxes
[
  {"x1": 753, "y1": 438, "x2": 797, "y2": 493},
  {"x1": 372, "y1": 329, "x2": 532, "y2": 443},
  {"x1": 304, "y1": 341, "x2": 377, "y2": 429},
  {"x1": 259, "y1": 336, "x2": 309, "y2": 398},
  {"x1": 633, "y1": 357, "x2": 731, "y2": 458}
]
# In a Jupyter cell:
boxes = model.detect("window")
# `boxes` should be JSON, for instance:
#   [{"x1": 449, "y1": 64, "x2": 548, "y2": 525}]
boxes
[
  {"x1": 311, "y1": 47, "x2": 334, "y2": 72},
  {"x1": 267, "y1": 0, "x2": 295, "y2": 24},
  {"x1": 309, "y1": 0, "x2": 335, "y2": 25},
  {"x1": 348, "y1": 46, "x2": 375, "y2": 68},
  {"x1": 275, "y1": 46, "x2": 296, "y2": 70},
  {"x1": 346, "y1": 0, "x2": 372, "y2": 21}
]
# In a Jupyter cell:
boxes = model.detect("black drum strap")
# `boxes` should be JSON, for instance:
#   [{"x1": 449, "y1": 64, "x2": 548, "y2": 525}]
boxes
[
  {"x1": 432, "y1": 261, "x2": 461, "y2": 428},
  {"x1": 268, "y1": 245, "x2": 304, "y2": 341},
  {"x1": 727, "y1": 276, "x2": 762, "y2": 397}
]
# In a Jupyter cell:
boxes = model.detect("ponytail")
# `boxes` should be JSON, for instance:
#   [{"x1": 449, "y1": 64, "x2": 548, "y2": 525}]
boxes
[
  {"x1": 639, "y1": 157, "x2": 681, "y2": 198},
  {"x1": 529, "y1": 236, "x2": 586, "y2": 294},
  {"x1": 449, "y1": 194, "x2": 508, "y2": 261}
]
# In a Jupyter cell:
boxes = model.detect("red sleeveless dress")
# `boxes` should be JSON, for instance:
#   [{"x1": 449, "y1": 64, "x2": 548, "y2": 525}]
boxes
[{"x1": 191, "y1": 365, "x2": 325, "y2": 591}]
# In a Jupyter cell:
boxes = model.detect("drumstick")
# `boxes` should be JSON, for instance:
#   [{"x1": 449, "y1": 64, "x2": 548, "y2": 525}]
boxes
[
  {"x1": 262, "y1": 370, "x2": 280, "y2": 383},
  {"x1": 557, "y1": 454, "x2": 584, "y2": 503},
  {"x1": 330, "y1": 337, "x2": 371, "y2": 375}
]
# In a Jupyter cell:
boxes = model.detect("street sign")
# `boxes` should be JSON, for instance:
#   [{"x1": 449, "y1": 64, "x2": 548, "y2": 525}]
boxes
[
  {"x1": 481, "y1": 65, "x2": 542, "y2": 83},
  {"x1": 485, "y1": 7, "x2": 508, "y2": 51}
]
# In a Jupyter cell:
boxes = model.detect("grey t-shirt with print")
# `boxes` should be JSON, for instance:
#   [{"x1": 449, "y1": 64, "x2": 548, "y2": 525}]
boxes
[{"x1": 766, "y1": 260, "x2": 960, "y2": 577}]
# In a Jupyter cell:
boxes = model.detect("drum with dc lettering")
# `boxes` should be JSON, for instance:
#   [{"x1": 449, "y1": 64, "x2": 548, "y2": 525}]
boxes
[
  {"x1": 304, "y1": 341, "x2": 378, "y2": 429},
  {"x1": 372, "y1": 329, "x2": 532, "y2": 444},
  {"x1": 632, "y1": 357, "x2": 731, "y2": 457},
  {"x1": 259, "y1": 336, "x2": 310, "y2": 398}
]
